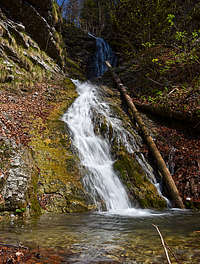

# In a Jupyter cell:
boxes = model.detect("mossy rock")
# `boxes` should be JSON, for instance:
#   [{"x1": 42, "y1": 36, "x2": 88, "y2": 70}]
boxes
[
  {"x1": 113, "y1": 150, "x2": 166, "y2": 209},
  {"x1": 29, "y1": 78, "x2": 93, "y2": 214}
]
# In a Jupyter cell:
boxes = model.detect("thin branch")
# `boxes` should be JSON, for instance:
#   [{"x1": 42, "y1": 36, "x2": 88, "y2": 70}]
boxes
[
  {"x1": 152, "y1": 224, "x2": 171, "y2": 264},
  {"x1": 145, "y1": 75, "x2": 164, "y2": 87},
  {"x1": 168, "y1": 88, "x2": 178, "y2": 95},
  {"x1": 166, "y1": 244, "x2": 182, "y2": 264},
  {"x1": 194, "y1": 121, "x2": 200, "y2": 129}
]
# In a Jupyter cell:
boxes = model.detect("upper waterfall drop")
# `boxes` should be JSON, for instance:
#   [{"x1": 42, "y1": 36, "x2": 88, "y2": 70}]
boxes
[{"x1": 87, "y1": 36, "x2": 117, "y2": 78}]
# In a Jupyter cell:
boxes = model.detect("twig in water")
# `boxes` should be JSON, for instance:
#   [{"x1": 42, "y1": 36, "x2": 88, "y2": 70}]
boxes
[
  {"x1": 152, "y1": 224, "x2": 171, "y2": 264},
  {"x1": 166, "y1": 244, "x2": 182, "y2": 264}
]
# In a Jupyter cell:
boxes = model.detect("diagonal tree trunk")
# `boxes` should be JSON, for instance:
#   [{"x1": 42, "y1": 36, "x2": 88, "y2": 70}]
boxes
[{"x1": 105, "y1": 61, "x2": 185, "y2": 209}]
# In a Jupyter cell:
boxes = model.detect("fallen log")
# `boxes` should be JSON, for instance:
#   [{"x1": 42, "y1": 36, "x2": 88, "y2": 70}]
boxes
[
  {"x1": 105, "y1": 61, "x2": 184, "y2": 209},
  {"x1": 133, "y1": 101, "x2": 200, "y2": 131}
]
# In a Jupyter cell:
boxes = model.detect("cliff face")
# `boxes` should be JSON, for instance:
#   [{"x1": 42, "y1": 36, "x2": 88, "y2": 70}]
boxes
[
  {"x1": 0, "y1": 3, "x2": 63, "y2": 87},
  {"x1": 0, "y1": 1, "x2": 96, "y2": 217},
  {"x1": 0, "y1": 0, "x2": 66, "y2": 68}
]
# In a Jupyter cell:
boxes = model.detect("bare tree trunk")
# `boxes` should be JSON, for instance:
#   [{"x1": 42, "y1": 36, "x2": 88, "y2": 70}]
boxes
[{"x1": 105, "y1": 61, "x2": 185, "y2": 209}]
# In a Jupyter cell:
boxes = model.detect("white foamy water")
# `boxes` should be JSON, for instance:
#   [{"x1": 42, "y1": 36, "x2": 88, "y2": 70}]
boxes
[{"x1": 62, "y1": 80, "x2": 167, "y2": 216}]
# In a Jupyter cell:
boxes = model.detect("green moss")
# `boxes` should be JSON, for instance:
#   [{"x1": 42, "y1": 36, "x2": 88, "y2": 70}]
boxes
[
  {"x1": 28, "y1": 78, "x2": 92, "y2": 213},
  {"x1": 27, "y1": 163, "x2": 41, "y2": 216},
  {"x1": 65, "y1": 57, "x2": 85, "y2": 80},
  {"x1": 113, "y1": 150, "x2": 166, "y2": 209}
]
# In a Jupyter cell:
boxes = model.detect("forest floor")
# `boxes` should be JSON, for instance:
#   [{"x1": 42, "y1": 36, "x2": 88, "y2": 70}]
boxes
[{"x1": 0, "y1": 80, "x2": 54, "y2": 147}]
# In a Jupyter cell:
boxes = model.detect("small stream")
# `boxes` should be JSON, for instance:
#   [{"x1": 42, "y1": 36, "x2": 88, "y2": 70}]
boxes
[{"x1": 0, "y1": 210, "x2": 200, "y2": 263}]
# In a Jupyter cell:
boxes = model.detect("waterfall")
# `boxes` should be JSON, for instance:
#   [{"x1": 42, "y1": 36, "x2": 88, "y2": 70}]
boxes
[
  {"x1": 62, "y1": 37, "x2": 168, "y2": 215},
  {"x1": 62, "y1": 81, "x2": 131, "y2": 211},
  {"x1": 87, "y1": 37, "x2": 117, "y2": 78},
  {"x1": 62, "y1": 80, "x2": 165, "y2": 216}
]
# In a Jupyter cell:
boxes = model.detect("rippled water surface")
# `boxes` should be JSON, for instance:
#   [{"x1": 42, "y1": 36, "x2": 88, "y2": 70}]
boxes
[{"x1": 0, "y1": 210, "x2": 200, "y2": 263}]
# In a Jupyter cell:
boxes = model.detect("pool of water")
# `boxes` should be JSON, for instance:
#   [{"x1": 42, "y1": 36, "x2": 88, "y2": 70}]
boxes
[{"x1": 0, "y1": 209, "x2": 200, "y2": 263}]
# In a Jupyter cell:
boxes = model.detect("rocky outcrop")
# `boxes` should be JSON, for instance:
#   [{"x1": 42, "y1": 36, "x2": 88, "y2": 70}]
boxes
[
  {"x1": 62, "y1": 24, "x2": 96, "y2": 78},
  {"x1": 0, "y1": 0, "x2": 65, "y2": 68},
  {"x1": 0, "y1": 6, "x2": 62, "y2": 86},
  {"x1": 0, "y1": 136, "x2": 35, "y2": 212}
]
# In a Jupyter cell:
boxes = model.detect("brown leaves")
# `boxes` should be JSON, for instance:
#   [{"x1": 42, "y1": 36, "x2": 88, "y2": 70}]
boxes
[
  {"x1": 155, "y1": 124, "x2": 200, "y2": 203},
  {"x1": 0, "y1": 82, "x2": 55, "y2": 146},
  {"x1": 0, "y1": 243, "x2": 71, "y2": 263}
]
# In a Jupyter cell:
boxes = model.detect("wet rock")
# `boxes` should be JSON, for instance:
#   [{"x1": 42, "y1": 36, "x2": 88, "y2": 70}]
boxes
[{"x1": 98, "y1": 84, "x2": 167, "y2": 209}]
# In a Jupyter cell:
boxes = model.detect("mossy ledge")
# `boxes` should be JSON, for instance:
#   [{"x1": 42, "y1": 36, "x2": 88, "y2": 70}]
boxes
[
  {"x1": 28, "y1": 78, "x2": 94, "y2": 215},
  {"x1": 113, "y1": 150, "x2": 166, "y2": 209}
]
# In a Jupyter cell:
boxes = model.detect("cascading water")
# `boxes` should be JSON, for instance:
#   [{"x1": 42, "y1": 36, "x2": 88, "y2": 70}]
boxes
[
  {"x1": 62, "y1": 81, "x2": 131, "y2": 212},
  {"x1": 62, "y1": 37, "x2": 168, "y2": 215},
  {"x1": 62, "y1": 80, "x2": 167, "y2": 216}
]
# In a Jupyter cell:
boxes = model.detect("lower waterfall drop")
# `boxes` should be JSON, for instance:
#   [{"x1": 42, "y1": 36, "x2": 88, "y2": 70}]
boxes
[{"x1": 62, "y1": 80, "x2": 158, "y2": 216}]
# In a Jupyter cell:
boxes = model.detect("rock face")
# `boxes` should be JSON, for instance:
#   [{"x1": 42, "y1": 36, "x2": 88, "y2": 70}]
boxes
[
  {"x1": 0, "y1": 6, "x2": 62, "y2": 86},
  {"x1": 62, "y1": 24, "x2": 96, "y2": 79},
  {"x1": 0, "y1": 138, "x2": 35, "y2": 212},
  {"x1": 26, "y1": 0, "x2": 53, "y2": 19},
  {"x1": 0, "y1": 0, "x2": 65, "y2": 67}
]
